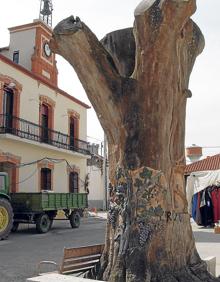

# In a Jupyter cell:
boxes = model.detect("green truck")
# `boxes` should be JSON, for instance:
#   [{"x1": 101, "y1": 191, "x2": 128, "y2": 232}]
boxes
[{"x1": 0, "y1": 172, "x2": 88, "y2": 240}]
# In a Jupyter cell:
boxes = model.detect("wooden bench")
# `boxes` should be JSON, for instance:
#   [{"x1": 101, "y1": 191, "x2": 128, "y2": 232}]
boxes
[{"x1": 38, "y1": 244, "x2": 104, "y2": 276}]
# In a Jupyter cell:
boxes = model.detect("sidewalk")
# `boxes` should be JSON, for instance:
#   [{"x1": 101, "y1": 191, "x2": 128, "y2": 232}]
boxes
[
  {"x1": 88, "y1": 211, "x2": 107, "y2": 219},
  {"x1": 29, "y1": 213, "x2": 219, "y2": 281},
  {"x1": 192, "y1": 221, "x2": 220, "y2": 277}
]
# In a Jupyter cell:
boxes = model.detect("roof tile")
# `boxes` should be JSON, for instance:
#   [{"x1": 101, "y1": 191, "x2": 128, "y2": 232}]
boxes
[{"x1": 185, "y1": 154, "x2": 220, "y2": 173}]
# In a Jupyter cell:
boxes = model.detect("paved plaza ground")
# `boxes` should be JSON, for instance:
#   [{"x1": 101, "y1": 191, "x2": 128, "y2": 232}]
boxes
[
  {"x1": 0, "y1": 213, "x2": 220, "y2": 281},
  {"x1": 95, "y1": 212, "x2": 220, "y2": 277},
  {"x1": 192, "y1": 220, "x2": 220, "y2": 276}
]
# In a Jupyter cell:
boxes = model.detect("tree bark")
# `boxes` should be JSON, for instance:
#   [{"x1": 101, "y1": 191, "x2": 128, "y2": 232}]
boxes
[{"x1": 51, "y1": 1, "x2": 219, "y2": 281}]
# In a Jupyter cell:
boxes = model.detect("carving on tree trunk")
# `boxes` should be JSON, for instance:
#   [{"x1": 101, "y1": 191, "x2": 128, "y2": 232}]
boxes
[{"x1": 51, "y1": 0, "x2": 220, "y2": 281}]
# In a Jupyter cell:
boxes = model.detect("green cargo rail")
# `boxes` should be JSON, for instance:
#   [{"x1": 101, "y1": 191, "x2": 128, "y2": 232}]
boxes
[
  {"x1": 9, "y1": 192, "x2": 88, "y2": 234},
  {"x1": 10, "y1": 192, "x2": 88, "y2": 213}
]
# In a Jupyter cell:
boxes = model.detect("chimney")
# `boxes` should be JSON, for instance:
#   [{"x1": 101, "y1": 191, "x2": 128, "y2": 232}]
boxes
[{"x1": 186, "y1": 144, "x2": 202, "y2": 163}]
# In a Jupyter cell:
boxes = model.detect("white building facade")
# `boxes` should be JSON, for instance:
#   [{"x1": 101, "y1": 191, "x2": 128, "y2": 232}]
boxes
[{"x1": 0, "y1": 20, "x2": 90, "y2": 194}]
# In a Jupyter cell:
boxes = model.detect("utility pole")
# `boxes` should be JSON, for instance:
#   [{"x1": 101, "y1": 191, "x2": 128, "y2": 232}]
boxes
[{"x1": 103, "y1": 133, "x2": 108, "y2": 210}]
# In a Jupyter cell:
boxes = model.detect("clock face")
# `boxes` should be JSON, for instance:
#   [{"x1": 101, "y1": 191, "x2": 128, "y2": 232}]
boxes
[{"x1": 43, "y1": 42, "x2": 52, "y2": 57}]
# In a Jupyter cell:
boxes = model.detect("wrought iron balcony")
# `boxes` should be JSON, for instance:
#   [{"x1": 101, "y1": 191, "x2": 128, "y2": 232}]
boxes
[{"x1": 0, "y1": 114, "x2": 90, "y2": 155}]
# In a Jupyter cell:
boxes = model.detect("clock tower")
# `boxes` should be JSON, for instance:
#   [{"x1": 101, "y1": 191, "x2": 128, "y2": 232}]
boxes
[
  {"x1": 4, "y1": 0, "x2": 57, "y2": 86},
  {"x1": 31, "y1": 0, "x2": 57, "y2": 85},
  {"x1": 31, "y1": 19, "x2": 57, "y2": 86}
]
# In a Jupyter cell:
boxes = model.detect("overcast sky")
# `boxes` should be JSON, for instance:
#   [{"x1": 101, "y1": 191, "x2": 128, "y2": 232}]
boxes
[{"x1": 0, "y1": 0, "x2": 219, "y2": 157}]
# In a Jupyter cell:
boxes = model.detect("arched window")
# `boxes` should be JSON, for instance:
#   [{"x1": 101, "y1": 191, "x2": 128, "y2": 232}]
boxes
[
  {"x1": 40, "y1": 168, "x2": 52, "y2": 190},
  {"x1": 39, "y1": 96, "x2": 55, "y2": 144},
  {"x1": 0, "y1": 76, "x2": 22, "y2": 124},
  {"x1": 69, "y1": 171, "x2": 78, "y2": 193}
]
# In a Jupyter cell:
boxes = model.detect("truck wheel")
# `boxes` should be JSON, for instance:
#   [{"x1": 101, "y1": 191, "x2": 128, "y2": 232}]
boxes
[
  {"x1": 11, "y1": 222, "x2": 19, "y2": 232},
  {"x1": 36, "y1": 214, "x2": 51, "y2": 234},
  {"x1": 70, "y1": 211, "x2": 80, "y2": 228},
  {"x1": 0, "y1": 198, "x2": 13, "y2": 240}
]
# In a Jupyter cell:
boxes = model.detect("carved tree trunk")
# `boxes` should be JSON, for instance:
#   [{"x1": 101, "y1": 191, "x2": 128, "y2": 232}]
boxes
[{"x1": 51, "y1": 1, "x2": 219, "y2": 281}]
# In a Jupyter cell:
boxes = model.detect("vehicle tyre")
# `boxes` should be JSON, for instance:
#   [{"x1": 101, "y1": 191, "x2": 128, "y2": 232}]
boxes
[
  {"x1": 69, "y1": 211, "x2": 80, "y2": 228},
  {"x1": 11, "y1": 222, "x2": 19, "y2": 232},
  {"x1": 36, "y1": 213, "x2": 51, "y2": 234},
  {"x1": 0, "y1": 198, "x2": 13, "y2": 240}
]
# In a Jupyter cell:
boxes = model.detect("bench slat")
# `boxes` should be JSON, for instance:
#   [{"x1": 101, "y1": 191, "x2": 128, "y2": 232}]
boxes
[
  {"x1": 62, "y1": 265, "x2": 97, "y2": 275},
  {"x1": 63, "y1": 244, "x2": 104, "y2": 259},
  {"x1": 62, "y1": 259, "x2": 100, "y2": 272},
  {"x1": 63, "y1": 254, "x2": 102, "y2": 266}
]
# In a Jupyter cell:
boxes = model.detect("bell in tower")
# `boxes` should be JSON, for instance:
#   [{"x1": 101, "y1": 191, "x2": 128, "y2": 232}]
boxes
[{"x1": 39, "y1": 0, "x2": 53, "y2": 27}]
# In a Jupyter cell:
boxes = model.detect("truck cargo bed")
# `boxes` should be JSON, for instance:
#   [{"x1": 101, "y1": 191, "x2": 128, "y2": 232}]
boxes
[{"x1": 10, "y1": 192, "x2": 88, "y2": 213}]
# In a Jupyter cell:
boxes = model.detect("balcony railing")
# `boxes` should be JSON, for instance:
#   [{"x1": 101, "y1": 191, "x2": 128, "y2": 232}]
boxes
[{"x1": 0, "y1": 114, "x2": 90, "y2": 155}]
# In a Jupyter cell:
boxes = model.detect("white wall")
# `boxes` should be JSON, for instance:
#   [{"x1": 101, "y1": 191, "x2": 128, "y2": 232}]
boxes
[
  {"x1": 0, "y1": 59, "x2": 88, "y2": 141},
  {"x1": 9, "y1": 29, "x2": 36, "y2": 70},
  {"x1": 0, "y1": 29, "x2": 36, "y2": 71},
  {"x1": 87, "y1": 165, "x2": 105, "y2": 209},
  {"x1": 0, "y1": 138, "x2": 87, "y2": 193}
]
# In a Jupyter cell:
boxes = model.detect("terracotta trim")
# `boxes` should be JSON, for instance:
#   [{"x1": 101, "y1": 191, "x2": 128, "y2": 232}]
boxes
[
  {"x1": 67, "y1": 109, "x2": 80, "y2": 119},
  {"x1": 31, "y1": 25, "x2": 57, "y2": 86},
  {"x1": 9, "y1": 20, "x2": 52, "y2": 35},
  {"x1": 37, "y1": 160, "x2": 54, "y2": 170},
  {"x1": 0, "y1": 151, "x2": 21, "y2": 192},
  {"x1": 0, "y1": 152, "x2": 21, "y2": 164},
  {"x1": 0, "y1": 54, "x2": 90, "y2": 109},
  {"x1": 68, "y1": 110, "x2": 80, "y2": 142},
  {"x1": 39, "y1": 95, "x2": 55, "y2": 136},
  {"x1": 0, "y1": 74, "x2": 23, "y2": 126},
  {"x1": 0, "y1": 73, "x2": 22, "y2": 92},
  {"x1": 39, "y1": 95, "x2": 56, "y2": 108},
  {"x1": 66, "y1": 165, "x2": 80, "y2": 175},
  {"x1": 40, "y1": 34, "x2": 53, "y2": 66}
]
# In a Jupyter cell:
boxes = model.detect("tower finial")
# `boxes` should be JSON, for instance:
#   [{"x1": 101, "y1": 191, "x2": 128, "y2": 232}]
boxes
[{"x1": 39, "y1": 0, "x2": 53, "y2": 27}]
